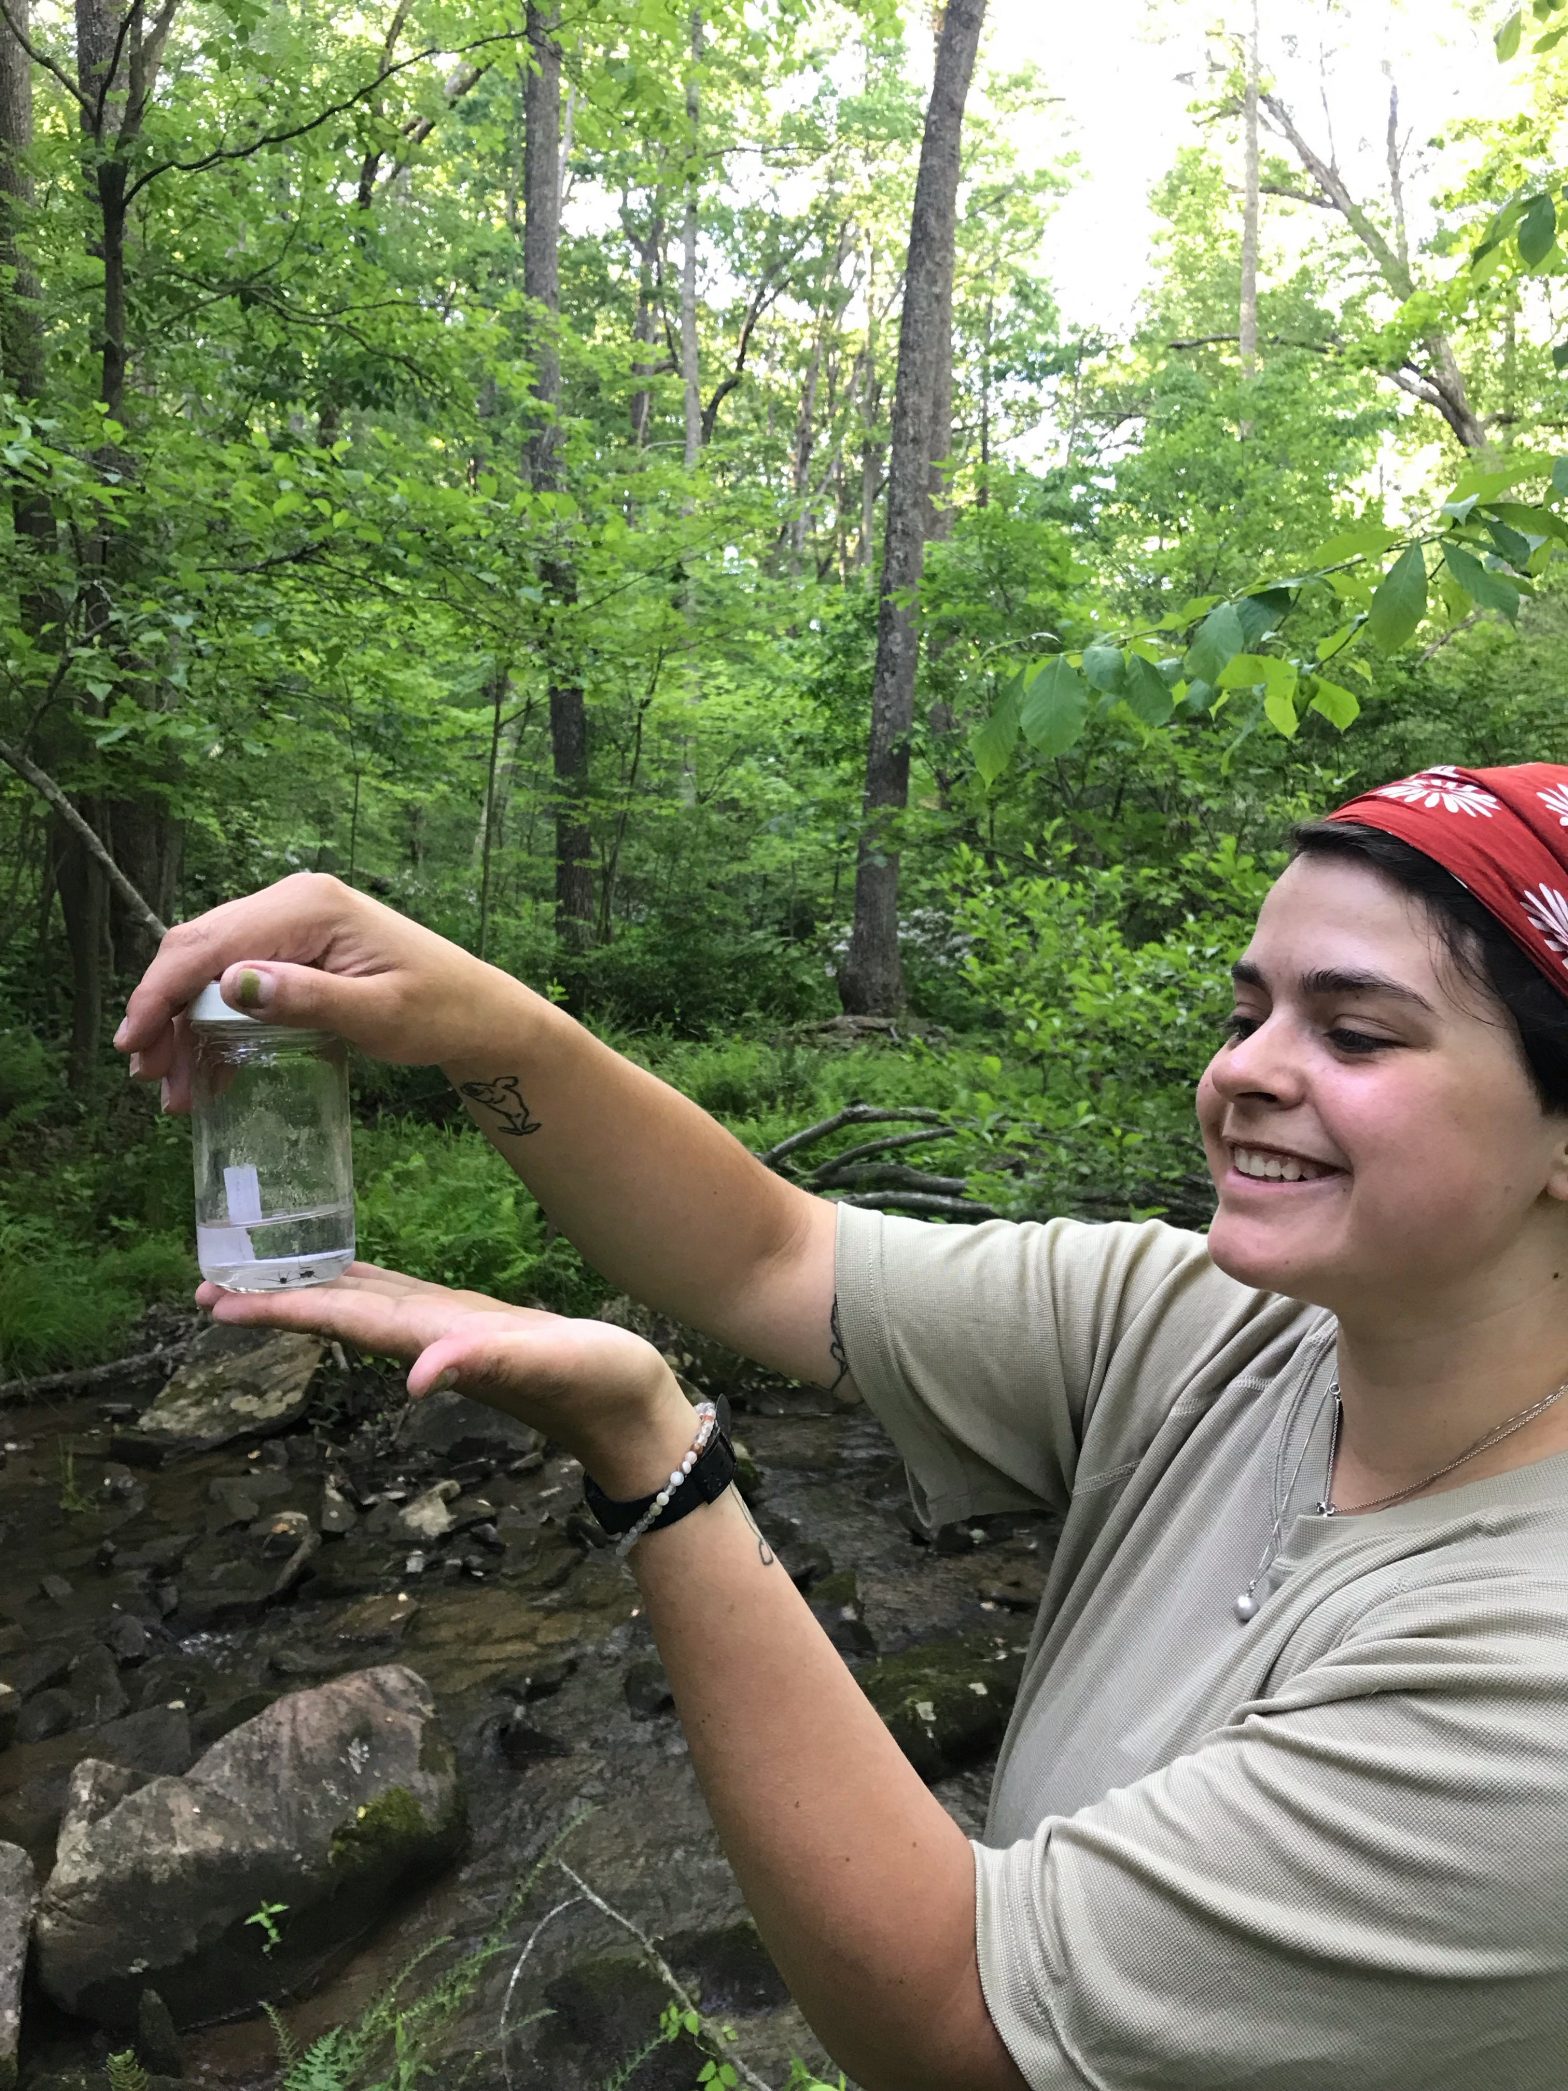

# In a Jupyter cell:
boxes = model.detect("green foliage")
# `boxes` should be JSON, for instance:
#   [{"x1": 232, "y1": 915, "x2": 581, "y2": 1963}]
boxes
[{"x1": 104, "y1": 2055, "x2": 149, "y2": 2091}]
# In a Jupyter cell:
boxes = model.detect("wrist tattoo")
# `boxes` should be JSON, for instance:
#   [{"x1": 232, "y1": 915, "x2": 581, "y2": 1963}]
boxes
[
  {"x1": 822, "y1": 1295, "x2": 850, "y2": 1397},
  {"x1": 459, "y1": 1075, "x2": 542, "y2": 1137}
]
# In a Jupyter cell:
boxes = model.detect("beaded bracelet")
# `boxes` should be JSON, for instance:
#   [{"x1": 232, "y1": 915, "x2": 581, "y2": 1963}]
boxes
[{"x1": 612, "y1": 1401, "x2": 719, "y2": 1562}]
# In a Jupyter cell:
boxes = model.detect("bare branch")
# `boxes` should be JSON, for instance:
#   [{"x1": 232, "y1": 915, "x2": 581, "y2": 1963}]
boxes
[
  {"x1": 0, "y1": 733, "x2": 168, "y2": 938},
  {"x1": 835, "y1": 1189, "x2": 1000, "y2": 1219},
  {"x1": 755, "y1": 1103, "x2": 951, "y2": 1171}
]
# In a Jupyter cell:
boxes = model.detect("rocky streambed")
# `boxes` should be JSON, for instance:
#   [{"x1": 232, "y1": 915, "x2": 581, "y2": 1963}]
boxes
[{"x1": 0, "y1": 1306, "x2": 1058, "y2": 2091}]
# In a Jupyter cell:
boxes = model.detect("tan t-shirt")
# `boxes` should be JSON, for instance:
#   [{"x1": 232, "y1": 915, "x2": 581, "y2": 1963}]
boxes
[{"x1": 834, "y1": 1204, "x2": 1568, "y2": 2091}]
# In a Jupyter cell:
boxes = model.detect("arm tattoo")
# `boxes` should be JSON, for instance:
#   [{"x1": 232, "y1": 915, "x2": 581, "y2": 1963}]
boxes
[
  {"x1": 822, "y1": 1294, "x2": 851, "y2": 1397},
  {"x1": 733, "y1": 1486, "x2": 775, "y2": 1568},
  {"x1": 458, "y1": 1075, "x2": 541, "y2": 1137}
]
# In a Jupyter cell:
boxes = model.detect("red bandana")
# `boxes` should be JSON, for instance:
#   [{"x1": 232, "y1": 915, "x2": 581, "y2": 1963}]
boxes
[{"x1": 1325, "y1": 763, "x2": 1568, "y2": 993}]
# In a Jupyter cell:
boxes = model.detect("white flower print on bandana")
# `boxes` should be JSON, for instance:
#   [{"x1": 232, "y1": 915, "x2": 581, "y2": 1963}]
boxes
[
  {"x1": 1374, "y1": 768, "x2": 1499, "y2": 816},
  {"x1": 1521, "y1": 884, "x2": 1568, "y2": 966},
  {"x1": 1538, "y1": 783, "x2": 1568, "y2": 828}
]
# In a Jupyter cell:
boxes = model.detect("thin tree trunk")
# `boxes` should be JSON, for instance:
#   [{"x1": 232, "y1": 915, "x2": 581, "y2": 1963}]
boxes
[
  {"x1": 525, "y1": 0, "x2": 593, "y2": 954},
  {"x1": 680, "y1": 10, "x2": 703, "y2": 475},
  {"x1": 1238, "y1": 0, "x2": 1260, "y2": 433},
  {"x1": 838, "y1": 0, "x2": 986, "y2": 1016}
]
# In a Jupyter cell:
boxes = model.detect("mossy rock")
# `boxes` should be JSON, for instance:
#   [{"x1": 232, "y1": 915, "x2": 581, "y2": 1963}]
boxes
[{"x1": 860, "y1": 1632, "x2": 1027, "y2": 1782}]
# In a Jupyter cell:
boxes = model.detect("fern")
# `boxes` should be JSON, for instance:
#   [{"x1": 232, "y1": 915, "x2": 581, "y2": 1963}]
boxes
[{"x1": 104, "y1": 2055, "x2": 149, "y2": 2091}]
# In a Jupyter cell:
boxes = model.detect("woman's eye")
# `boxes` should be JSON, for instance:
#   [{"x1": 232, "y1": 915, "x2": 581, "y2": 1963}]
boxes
[
  {"x1": 1328, "y1": 1028, "x2": 1390, "y2": 1055},
  {"x1": 1222, "y1": 1013, "x2": 1259, "y2": 1040}
]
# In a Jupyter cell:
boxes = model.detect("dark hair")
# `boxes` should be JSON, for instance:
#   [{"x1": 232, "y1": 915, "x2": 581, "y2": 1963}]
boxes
[{"x1": 1290, "y1": 819, "x2": 1568, "y2": 1115}]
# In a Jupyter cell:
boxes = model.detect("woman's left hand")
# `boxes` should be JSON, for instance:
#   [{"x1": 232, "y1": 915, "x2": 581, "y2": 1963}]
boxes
[{"x1": 195, "y1": 1261, "x2": 691, "y2": 1477}]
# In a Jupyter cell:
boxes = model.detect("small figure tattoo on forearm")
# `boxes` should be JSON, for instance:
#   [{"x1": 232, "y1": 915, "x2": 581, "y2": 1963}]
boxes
[
  {"x1": 823, "y1": 1295, "x2": 850, "y2": 1397},
  {"x1": 459, "y1": 1075, "x2": 542, "y2": 1137}
]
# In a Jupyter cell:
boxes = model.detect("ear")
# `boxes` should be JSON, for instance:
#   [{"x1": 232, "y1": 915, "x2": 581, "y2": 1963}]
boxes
[{"x1": 1544, "y1": 1118, "x2": 1568, "y2": 1204}]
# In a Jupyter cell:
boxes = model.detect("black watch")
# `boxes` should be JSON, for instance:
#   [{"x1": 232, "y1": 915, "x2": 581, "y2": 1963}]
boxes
[{"x1": 582, "y1": 1398, "x2": 737, "y2": 1539}]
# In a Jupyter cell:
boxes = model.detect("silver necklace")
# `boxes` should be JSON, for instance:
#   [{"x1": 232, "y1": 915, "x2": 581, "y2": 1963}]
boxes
[{"x1": 1234, "y1": 1370, "x2": 1568, "y2": 1623}]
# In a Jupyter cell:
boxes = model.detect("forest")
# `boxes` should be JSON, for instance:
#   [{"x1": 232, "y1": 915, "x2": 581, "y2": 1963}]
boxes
[
  {"x1": 4, "y1": 0, "x2": 1568, "y2": 2085},
  {"x1": 3, "y1": 0, "x2": 1568, "y2": 1372}
]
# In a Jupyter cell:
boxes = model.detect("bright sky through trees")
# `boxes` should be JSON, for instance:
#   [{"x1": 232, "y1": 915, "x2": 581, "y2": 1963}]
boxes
[{"x1": 988, "y1": 0, "x2": 1521, "y2": 329}]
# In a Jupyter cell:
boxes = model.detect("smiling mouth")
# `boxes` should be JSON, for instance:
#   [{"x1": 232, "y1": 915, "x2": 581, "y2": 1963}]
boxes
[{"x1": 1228, "y1": 1145, "x2": 1344, "y2": 1184}]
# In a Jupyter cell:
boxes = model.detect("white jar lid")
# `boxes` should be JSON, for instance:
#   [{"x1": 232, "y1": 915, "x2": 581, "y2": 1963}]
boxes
[{"x1": 187, "y1": 978, "x2": 262, "y2": 1024}]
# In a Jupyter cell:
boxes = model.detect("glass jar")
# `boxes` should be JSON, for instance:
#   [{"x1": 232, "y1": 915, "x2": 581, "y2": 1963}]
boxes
[{"x1": 188, "y1": 979, "x2": 355, "y2": 1290}]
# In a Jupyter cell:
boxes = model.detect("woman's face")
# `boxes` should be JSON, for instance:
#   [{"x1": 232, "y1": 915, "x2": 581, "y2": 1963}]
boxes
[{"x1": 1195, "y1": 853, "x2": 1568, "y2": 1318}]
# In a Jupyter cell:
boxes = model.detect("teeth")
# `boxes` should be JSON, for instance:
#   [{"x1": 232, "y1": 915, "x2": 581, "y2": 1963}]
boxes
[{"x1": 1234, "y1": 1147, "x2": 1329, "y2": 1182}]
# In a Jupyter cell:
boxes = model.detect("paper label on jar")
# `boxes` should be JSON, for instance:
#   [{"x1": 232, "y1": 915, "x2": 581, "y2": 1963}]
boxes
[
  {"x1": 200, "y1": 1224, "x2": 256, "y2": 1266},
  {"x1": 224, "y1": 1164, "x2": 264, "y2": 1225}
]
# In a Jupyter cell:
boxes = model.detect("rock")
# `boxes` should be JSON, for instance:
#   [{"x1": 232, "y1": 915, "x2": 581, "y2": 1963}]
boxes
[
  {"x1": 67, "y1": 1647, "x2": 129, "y2": 1727},
  {"x1": 204, "y1": 1479, "x2": 263, "y2": 1532},
  {"x1": 979, "y1": 1570, "x2": 1047, "y2": 1613},
  {"x1": 669, "y1": 1917, "x2": 789, "y2": 2015},
  {"x1": 539, "y1": 1952, "x2": 705, "y2": 2090},
  {"x1": 495, "y1": 1654, "x2": 576, "y2": 1704},
  {"x1": 39, "y1": 1576, "x2": 73, "y2": 1607},
  {"x1": 4, "y1": 1648, "x2": 71, "y2": 1700},
  {"x1": 15, "y1": 1689, "x2": 75, "y2": 1746},
  {"x1": 336, "y1": 1593, "x2": 419, "y2": 1645},
  {"x1": 100, "y1": 1614, "x2": 150, "y2": 1666},
  {"x1": 175, "y1": 1516, "x2": 318, "y2": 1627},
  {"x1": 131, "y1": 1324, "x2": 325, "y2": 1455},
  {"x1": 34, "y1": 1664, "x2": 466, "y2": 2031},
  {"x1": 624, "y1": 1660, "x2": 674, "y2": 1721},
  {"x1": 398, "y1": 1483, "x2": 460, "y2": 1542},
  {"x1": 0, "y1": 1685, "x2": 14, "y2": 1754},
  {"x1": 0, "y1": 1842, "x2": 36, "y2": 2091},
  {"x1": 395, "y1": 1389, "x2": 544, "y2": 1465},
  {"x1": 135, "y1": 1985, "x2": 184, "y2": 2077},
  {"x1": 806, "y1": 1571, "x2": 877, "y2": 1660},
  {"x1": 319, "y1": 1480, "x2": 357, "y2": 1537},
  {"x1": 254, "y1": 1509, "x2": 316, "y2": 1561},
  {"x1": 493, "y1": 1712, "x2": 571, "y2": 1765},
  {"x1": 860, "y1": 1633, "x2": 1026, "y2": 1784},
  {"x1": 93, "y1": 1706, "x2": 194, "y2": 1779}
]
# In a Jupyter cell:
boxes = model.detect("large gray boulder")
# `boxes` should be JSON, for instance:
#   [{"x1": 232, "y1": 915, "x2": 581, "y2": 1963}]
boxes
[
  {"x1": 34, "y1": 1665, "x2": 465, "y2": 2031},
  {"x1": 0, "y1": 1842, "x2": 34, "y2": 2091},
  {"x1": 130, "y1": 1323, "x2": 325, "y2": 1453}
]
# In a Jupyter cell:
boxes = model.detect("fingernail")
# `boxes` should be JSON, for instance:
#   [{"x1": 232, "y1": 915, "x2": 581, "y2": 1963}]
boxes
[
  {"x1": 113, "y1": 1018, "x2": 129, "y2": 1047},
  {"x1": 431, "y1": 1368, "x2": 460, "y2": 1392},
  {"x1": 160, "y1": 1078, "x2": 171, "y2": 1112},
  {"x1": 129, "y1": 1051, "x2": 142, "y2": 1078},
  {"x1": 231, "y1": 967, "x2": 272, "y2": 1010}
]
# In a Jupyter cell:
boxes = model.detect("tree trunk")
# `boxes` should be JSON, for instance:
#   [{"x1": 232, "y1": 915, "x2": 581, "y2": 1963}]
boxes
[
  {"x1": 680, "y1": 10, "x2": 703, "y2": 475},
  {"x1": 1238, "y1": 0, "x2": 1260, "y2": 432},
  {"x1": 525, "y1": 1, "x2": 593, "y2": 953},
  {"x1": 838, "y1": 0, "x2": 986, "y2": 1016},
  {"x1": 0, "y1": 0, "x2": 44, "y2": 408}
]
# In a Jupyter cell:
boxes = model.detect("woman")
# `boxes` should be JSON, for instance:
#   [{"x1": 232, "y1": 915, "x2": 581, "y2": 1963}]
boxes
[{"x1": 113, "y1": 762, "x2": 1568, "y2": 2091}]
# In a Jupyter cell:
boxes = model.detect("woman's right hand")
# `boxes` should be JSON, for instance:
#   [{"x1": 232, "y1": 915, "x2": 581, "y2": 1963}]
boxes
[{"x1": 113, "y1": 872, "x2": 517, "y2": 1111}]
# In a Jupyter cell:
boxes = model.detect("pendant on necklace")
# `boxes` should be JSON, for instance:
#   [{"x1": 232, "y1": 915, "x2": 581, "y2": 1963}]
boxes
[{"x1": 1234, "y1": 1591, "x2": 1260, "y2": 1622}]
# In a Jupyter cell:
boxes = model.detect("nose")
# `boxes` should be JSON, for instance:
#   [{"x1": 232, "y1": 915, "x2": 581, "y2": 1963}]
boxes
[{"x1": 1209, "y1": 1013, "x2": 1307, "y2": 1106}]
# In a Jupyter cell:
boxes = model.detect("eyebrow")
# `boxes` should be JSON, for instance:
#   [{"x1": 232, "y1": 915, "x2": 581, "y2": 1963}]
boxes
[{"x1": 1230, "y1": 958, "x2": 1436, "y2": 1013}]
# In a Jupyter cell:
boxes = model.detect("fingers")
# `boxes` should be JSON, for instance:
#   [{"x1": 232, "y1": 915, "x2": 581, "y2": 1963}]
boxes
[{"x1": 113, "y1": 873, "x2": 344, "y2": 1058}]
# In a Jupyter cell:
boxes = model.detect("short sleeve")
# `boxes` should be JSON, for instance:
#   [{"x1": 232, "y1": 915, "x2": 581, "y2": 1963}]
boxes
[
  {"x1": 832, "y1": 1204, "x2": 1279, "y2": 1528},
  {"x1": 972, "y1": 1573, "x2": 1568, "y2": 2090}
]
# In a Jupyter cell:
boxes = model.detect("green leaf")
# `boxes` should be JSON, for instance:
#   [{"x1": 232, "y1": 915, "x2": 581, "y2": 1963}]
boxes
[
  {"x1": 1214, "y1": 652, "x2": 1273, "y2": 689},
  {"x1": 1121, "y1": 653, "x2": 1174, "y2": 725},
  {"x1": 1497, "y1": 6, "x2": 1524, "y2": 54},
  {"x1": 1367, "y1": 545, "x2": 1428, "y2": 652},
  {"x1": 1235, "y1": 587, "x2": 1294, "y2": 647},
  {"x1": 1305, "y1": 524, "x2": 1401, "y2": 568},
  {"x1": 1441, "y1": 542, "x2": 1522, "y2": 620},
  {"x1": 1309, "y1": 678, "x2": 1361, "y2": 730},
  {"x1": 1263, "y1": 685, "x2": 1299, "y2": 738},
  {"x1": 971, "y1": 678, "x2": 1021, "y2": 788},
  {"x1": 1184, "y1": 602, "x2": 1246, "y2": 686},
  {"x1": 1481, "y1": 514, "x2": 1534, "y2": 567},
  {"x1": 1518, "y1": 192, "x2": 1558, "y2": 266},
  {"x1": 1535, "y1": 21, "x2": 1568, "y2": 48},
  {"x1": 1553, "y1": 341, "x2": 1568, "y2": 371},
  {"x1": 1554, "y1": 459, "x2": 1568, "y2": 500},
  {"x1": 1019, "y1": 656, "x2": 1090, "y2": 756},
  {"x1": 1080, "y1": 642, "x2": 1125, "y2": 694},
  {"x1": 1315, "y1": 618, "x2": 1363, "y2": 662}
]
